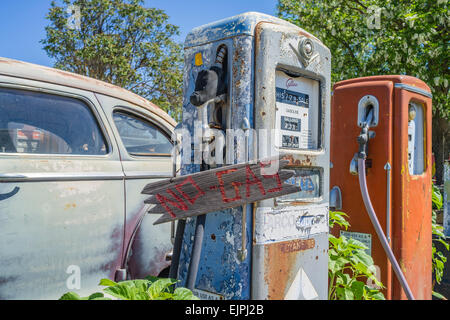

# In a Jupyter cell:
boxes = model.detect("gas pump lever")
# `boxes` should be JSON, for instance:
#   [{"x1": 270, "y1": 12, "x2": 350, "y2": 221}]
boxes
[{"x1": 356, "y1": 114, "x2": 415, "y2": 300}]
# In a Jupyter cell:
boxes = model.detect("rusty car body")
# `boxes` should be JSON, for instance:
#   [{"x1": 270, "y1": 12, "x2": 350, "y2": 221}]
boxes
[{"x1": 0, "y1": 57, "x2": 176, "y2": 299}]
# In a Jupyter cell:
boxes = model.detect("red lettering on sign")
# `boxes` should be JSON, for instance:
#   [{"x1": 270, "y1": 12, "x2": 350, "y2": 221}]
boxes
[
  {"x1": 260, "y1": 162, "x2": 283, "y2": 193},
  {"x1": 156, "y1": 189, "x2": 188, "y2": 218},
  {"x1": 245, "y1": 165, "x2": 266, "y2": 197},
  {"x1": 175, "y1": 176, "x2": 205, "y2": 205},
  {"x1": 210, "y1": 169, "x2": 243, "y2": 203}
]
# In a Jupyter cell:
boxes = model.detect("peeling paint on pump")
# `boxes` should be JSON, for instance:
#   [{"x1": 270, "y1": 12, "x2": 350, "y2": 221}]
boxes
[{"x1": 176, "y1": 12, "x2": 331, "y2": 300}]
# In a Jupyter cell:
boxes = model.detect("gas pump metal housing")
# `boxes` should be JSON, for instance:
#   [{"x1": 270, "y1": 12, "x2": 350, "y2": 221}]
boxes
[
  {"x1": 177, "y1": 12, "x2": 331, "y2": 300},
  {"x1": 252, "y1": 21, "x2": 331, "y2": 300}
]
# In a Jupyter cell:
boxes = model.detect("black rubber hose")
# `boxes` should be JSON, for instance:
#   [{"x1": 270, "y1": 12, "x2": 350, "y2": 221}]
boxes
[
  {"x1": 185, "y1": 214, "x2": 206, "y2": 290},
  {"x1": 169, "y1": 219, "x2": 186, "y2": 280}
]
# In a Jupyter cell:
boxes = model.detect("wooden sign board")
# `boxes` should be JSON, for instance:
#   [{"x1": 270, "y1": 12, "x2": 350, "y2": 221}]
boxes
[{"x1": 142, "y1": 157, "x2": 301, "y2": 225}]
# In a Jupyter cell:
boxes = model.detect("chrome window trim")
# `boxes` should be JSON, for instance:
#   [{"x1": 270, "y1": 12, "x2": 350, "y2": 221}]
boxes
[
  {"x1": 0, "y1": 171, "x2": 173, "y2": 182},
  {"x1": 0, "y1": 172, "x2": 124, "y2": 182},
  {"x1": 112, "y1": 107, "x2": 174, "y2": 159},
  {"x1": 0, "y1": 82, "x2": 115, "y2": 159},
  {"x1": 124, "y1": 171, "x2": 173, "y2": 179},
  {"x1": 113, "y1": 106, "x2": 174, "y2": 138}
]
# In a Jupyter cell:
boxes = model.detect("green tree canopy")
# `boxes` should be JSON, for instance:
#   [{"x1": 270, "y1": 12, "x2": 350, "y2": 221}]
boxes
[
  {"x1": 278, "y1": 0, "x2": 449, "y2": 182},
  {"x1": 41, "y1": 0, "x2": 183, "y2": 120}
]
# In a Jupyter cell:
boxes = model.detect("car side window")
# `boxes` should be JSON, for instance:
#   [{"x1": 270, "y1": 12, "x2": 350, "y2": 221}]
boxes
[
  {"x1": 0, "y1": 87, "x2": 108, "y2": 155},
  {"x1": 113, "y1": 111, "x2": 172, "y2": 156}
]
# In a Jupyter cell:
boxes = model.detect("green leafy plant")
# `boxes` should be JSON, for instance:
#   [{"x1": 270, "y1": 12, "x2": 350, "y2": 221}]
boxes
[
  {"x1": 59, "y1": 276, "x2": 199, "y2": 300},
  {"x1": 329, "y1": 211, "x2": 385, "y2": 300},
  {"x1": 432, "y1": 183, "x2": 449, "y2": 300}
]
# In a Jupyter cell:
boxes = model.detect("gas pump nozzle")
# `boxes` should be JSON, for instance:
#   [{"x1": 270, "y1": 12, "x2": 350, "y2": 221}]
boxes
[{"x1": 357, "y1": 108, "x2": 376, "y2": 159}]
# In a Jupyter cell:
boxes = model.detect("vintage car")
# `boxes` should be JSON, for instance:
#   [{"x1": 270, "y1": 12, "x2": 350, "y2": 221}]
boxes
[{"x1": 0, "y1": 57, "x2": 177, "y2": 299}]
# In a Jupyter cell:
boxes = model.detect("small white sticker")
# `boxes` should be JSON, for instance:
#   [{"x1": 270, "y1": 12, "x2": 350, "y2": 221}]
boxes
[
  {"x1": 255, "y1": 204, "x2": 328, "y2": 244},
  {"x1": 285, "y1": 267, "x2": 319, "y2": 300},
  {"x1": 192, "y1": 288, "x2": 224, "y2": 300}
]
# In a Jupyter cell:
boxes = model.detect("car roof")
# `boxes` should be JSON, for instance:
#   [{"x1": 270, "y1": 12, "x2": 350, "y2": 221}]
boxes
[{"x1": 0, "y1": 57, "x2": 177, "y2": 128}]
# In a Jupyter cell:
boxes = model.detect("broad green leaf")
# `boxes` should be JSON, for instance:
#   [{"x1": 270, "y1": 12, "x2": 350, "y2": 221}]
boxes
[
  {"x1": 104, "y1": 280, "x2": 150, "y2": 300},
  {"x1": 343, "y1": 287, "x2": 355, "y2": 300},
  {"x1": 59, "y1": 292, "x2": 83, "y2": 300},
  {"x1": 144, "y1": 275, "x2": 161, "y2": 283},
  {"x1": 173, "y1": 287, "x2": 200, "y2": 300},
  {"x1": 148, "y1": 278, "x2": 177, "y2": 299},
  {"x1": 99, "y1": 278, "x2": 118, "y2": 287},
  {"x1": 88, "y1": 292, "x2": 106, "y2": 300},
  {"x1": 432, "y1": 291, "x2": 446, "y2": 300},
  {"x1": 351, "y1": 281, "x2": 365, "y2": 300},
  {"x1": 367, "y1": 290, "x2": 386, "y2": 300},
  {"x1": 353, "y1": 250, "x2": 374, "y2": 266}
]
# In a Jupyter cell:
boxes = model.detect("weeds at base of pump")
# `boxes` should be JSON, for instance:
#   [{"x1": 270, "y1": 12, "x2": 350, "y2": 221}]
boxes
[
  {"x1": 59, "y1": 276, "x2": 199, "y2": 300},
  {"x1": 328, "y1": 211, "x2": 385, "y2": 300},
  {"x1": 432, "y1": 183, "x2": 449, "y2": 300}
]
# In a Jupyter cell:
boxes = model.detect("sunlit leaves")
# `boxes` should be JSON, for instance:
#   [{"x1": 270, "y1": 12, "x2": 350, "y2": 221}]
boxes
[
  {"x1": 277, "y1": 0, "x2": 449, "y2": 119},
  {"x1": 59, "y1": 276, "x2": 199, "y2": 300},
  {"x1": 328, "y1": 211, "x2": 385, "y2": 300},
  {"x1": 41, "y1": 0, "x2": 183, "y2": 120}
]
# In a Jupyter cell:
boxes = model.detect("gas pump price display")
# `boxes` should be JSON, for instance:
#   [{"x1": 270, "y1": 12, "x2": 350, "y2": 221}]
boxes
[
  {"x1": 276, "y1": 87, "x2": 309, "y2": 108},
  {"x1": 281, "y1": 116, "x2": 301, "y2": 132},
  {"x1": 274, "y1": 70, "x2": 320, "y2": 151}
]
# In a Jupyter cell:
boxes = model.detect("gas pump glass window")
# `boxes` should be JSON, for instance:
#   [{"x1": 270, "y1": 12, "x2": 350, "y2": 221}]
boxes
[
  {"x1": 113, "y1": 111, "x2": 172, "y2": 156},
  {"x1": 407, "y1": 101, "x2": 425, "y2": 175},
  {"x1": 275, "y1": 70, "x2": 321, "y2": 150},
  {"x1": 0, "y1": 87, "x2": 108, "y2": 155},
  {"x1": 274, "y1": 70, "x2": 322, "y2": 202}
]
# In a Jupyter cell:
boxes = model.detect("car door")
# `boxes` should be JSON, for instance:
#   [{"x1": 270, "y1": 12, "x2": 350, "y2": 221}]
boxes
[
  {"x1": 94, "y1": 94, "x2": 174, "y2": 279},
  {"x1": 0, "y1": 77, "x2": 125, "y2": 299}
]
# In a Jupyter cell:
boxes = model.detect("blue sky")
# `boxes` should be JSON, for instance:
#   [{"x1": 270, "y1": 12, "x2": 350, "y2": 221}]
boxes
[{"x1": 0, "y1": 0, "x2": 277, "y2": 67}]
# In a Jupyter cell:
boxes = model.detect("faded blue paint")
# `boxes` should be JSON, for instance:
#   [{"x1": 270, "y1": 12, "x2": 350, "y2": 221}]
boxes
[
  {"x1": 177, "y1": 14, "x2": 263, "y2": 299},
  {"x1": 184, "y1": 12, "x2": 298, "y2": 49}
]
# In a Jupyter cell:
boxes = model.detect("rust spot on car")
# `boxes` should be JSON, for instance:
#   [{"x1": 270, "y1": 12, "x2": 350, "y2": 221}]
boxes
[{"x1": 64, "y1": 203, "x2": 76, "y2": 210}]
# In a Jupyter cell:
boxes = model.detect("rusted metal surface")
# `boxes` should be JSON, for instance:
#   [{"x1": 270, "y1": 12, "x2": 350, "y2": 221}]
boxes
[
  {"x1": 252, "y1": 20, "x2": 331, "y2": 300},
  {"x1": 184, "y1": 12, "x2": 321, "y2": 50},
  {"x1": 330, "y1": 75, "x2": 432, "y2": 300},
  {"x1": 0, "y1": 179, "x2": 125, "y2": 299},
  {"x1": 94, "y1": 93, "x2": 175, "y2": 280},
  {"x1": 177, "y1": 29, "x2": 255, "y2": 299},
  {"x1": 261, "y1": 233, "x2": 328, "y2": 300},
  {"x1": 177, "y1": 12, "x2": 330, "y2": 300},
  {"x1": 0, "y1": 69, "x2": 176, "y2": 299}
]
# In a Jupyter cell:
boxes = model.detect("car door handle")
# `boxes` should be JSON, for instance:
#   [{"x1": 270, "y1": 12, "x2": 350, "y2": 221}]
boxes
[{"x1": 0, "y1": 186, "x2": 20, "y2": 201}]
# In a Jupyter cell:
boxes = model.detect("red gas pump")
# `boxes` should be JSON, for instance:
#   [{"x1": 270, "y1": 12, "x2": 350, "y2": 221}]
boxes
[{"x1": 330, "y1": 75, "x2": 432, "y2": 300}]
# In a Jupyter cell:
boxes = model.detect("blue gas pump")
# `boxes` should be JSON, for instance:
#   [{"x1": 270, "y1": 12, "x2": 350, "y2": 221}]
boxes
[{"x1": 170, "y1": 12, "x2": 331, "y2": 300}]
